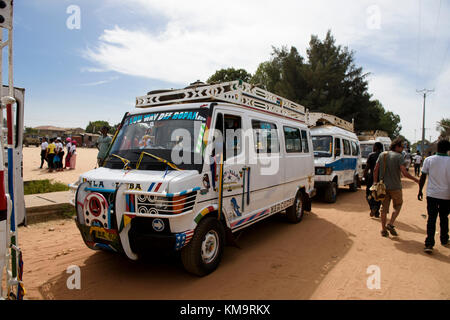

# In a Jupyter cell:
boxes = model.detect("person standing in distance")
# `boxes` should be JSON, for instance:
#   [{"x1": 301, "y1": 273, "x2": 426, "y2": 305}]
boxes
[
  {"x1": 413, "y1": 151, "x2": 422, "y2": 177},
  {"x1": 363, "y1": 142, "x2": 383, "y2": 218},
  {"x1": 39, "y1": 137, "x2": 48, "y2": 169},
  {"x1": 96, "y1": 126, "x2": 112, "y2": 167},
  {"x1": 373, "y1": 138, "x2": 420, "y2": 237},
  {"x1": 418, "y1": 139, "x2": 450, "y2": 254}
]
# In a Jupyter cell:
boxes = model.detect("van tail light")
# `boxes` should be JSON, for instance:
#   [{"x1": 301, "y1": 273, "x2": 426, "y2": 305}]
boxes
[{"x1": 172, "y1": 195, "x2": 186, "y2": 214}]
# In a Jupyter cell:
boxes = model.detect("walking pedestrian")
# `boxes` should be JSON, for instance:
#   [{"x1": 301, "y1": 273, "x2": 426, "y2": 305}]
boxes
[
  {"x1": 39, "y1": 137, "x2": 48, "y2": 169},
  {"x1": 363, "y1": 142, "x2": 383, "y2": 218},
  {"x1": 46, "y1": 138, "x2": 56, "y2": 173},
  {"x1": 96, "y1": 126, "x2": 112, "y2": 167},
  {"x1": 69, "y1": 140, "x2": 77, "y2": 170},
  {"x1": 64, "y1": 137, "x2": 72, "y2": 169},
  {"x1": 418, "y1": 139, "x2": 450, "y2": 254},
  {"x1": 55, "y1": 138, "x2": 64, "y2": 171},
  {"x1": 413, "y1": 151, "x2": 422, "y2": 177},
  {"x1": 373, "y1": 138, "x2": 420, "y2": 237}
]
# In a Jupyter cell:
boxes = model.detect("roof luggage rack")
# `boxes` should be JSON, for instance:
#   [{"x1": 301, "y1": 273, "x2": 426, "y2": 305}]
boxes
[
  {"x1": 307, "y1": 112, "x2": 354, "y2": 132},
  {"x1": 357, "y1": 130, "x2": 389, "y2": 141},
  {"x1": 136, "y1": 80, "x2": 308, "y2": 122}
]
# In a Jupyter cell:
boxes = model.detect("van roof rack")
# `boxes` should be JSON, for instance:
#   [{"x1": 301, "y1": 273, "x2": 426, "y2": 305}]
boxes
[
  {"x1": 357, "y1": 130, "x2": 389, "y2": 141},
  {"x1": 307, "y1": 112, "x2": 354, "y2": 132},
  {"x1": 136, "y1": 80, "x2": 307, "y2": 122}
]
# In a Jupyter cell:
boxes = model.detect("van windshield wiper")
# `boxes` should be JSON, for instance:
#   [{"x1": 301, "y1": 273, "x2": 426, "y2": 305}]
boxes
[
  {"x1": 106, "y1": 154, "x2": 132, "y2": 170},
  {"x1": 134, "y1": 151, "x2": 182, "y2": 171}
]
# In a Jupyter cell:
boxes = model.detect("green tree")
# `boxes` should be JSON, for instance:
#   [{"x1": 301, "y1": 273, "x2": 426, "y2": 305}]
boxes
[
  {"x1": 437, "y1": 118, "x2": 450, "y2": 139},
  {"x1": 86, "y1": 121, "x2": 110, "y2": 134},
  {"x1": 250, "y1": 30, "x2": 401, "y2": 136},
  {"x1": 207, "y1": 68, "x2": 252, "y2": 84}
]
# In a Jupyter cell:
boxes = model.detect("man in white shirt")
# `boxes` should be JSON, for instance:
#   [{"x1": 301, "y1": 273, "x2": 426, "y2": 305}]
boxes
[
  {"x1": 40, "y1": 137, "x2": 48, "y2": 169},
  {"x1": 418, "y1": 139, "x2": 450, "y2": 254},
  {"x1": 413, "y1": 152, "x2": 422, "y2": 177}
]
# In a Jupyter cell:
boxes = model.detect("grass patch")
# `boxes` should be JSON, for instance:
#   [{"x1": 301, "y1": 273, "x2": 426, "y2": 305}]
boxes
[{"x1": 24, "y1": 179, "x2": 69, "y2": 195}]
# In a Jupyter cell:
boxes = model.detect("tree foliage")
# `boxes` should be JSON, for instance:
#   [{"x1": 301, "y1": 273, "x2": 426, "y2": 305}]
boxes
[
  {"x1": 437, "y1": 118, "x2": 450, "y2": 139},
  {"x1": 209, "y1": 30, "x2": 402, "y2": 139},
  {"x1": 86, "y1": 121, "x2": 110, "y2": 134},
  {"x1": 207, "y1": 68, "x2": 252, "y2": 84}
]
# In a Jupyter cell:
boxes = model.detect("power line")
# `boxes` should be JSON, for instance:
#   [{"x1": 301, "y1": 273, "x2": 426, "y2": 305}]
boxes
[
  {"x1": 416, "y1": 89, "x2": 434, "y2": 154},
  {"x1": 426, "y1": 0, "x2": 442, "y2": 79},
  {"x1": 417, "y1": 0, "x2": 422, "y2": 86}
]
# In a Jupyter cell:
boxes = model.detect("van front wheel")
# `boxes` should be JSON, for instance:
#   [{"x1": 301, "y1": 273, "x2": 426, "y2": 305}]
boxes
[
  {"x1": 324, "y1": 182, "x2": 337, "y2": 203},
  {"x1": 286, "y1": 192, "x2": 305, "y2": 223},
  {"x1": 181, "y1": 217, "x2": 225, "y2": 276}
]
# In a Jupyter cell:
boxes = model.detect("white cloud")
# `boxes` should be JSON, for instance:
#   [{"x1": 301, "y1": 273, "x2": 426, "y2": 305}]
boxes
[
  {"x1": 83, "y1": 0, "x2": 450, "y2": 141},
  {"x1": 80, "y1": 76, "x2": 119, "y2": 86}
]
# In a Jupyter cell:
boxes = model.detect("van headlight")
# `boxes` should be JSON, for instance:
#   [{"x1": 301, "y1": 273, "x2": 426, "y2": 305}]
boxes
[{"x1": 315, "y1": 167, "x2": 333, "y2": 175}]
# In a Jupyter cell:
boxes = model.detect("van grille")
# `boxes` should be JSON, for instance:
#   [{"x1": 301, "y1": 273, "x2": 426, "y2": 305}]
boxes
[{"x1": 132, "y1": 192, "x2": 197, "y2": 215}]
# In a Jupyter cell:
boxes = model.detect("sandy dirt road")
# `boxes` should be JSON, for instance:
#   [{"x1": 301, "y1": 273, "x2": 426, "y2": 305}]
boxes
[
  {"x1": 23, "y1": 146, "x2": 99, "y2": 185},
  {"x1": 18, "y1": 180, "x2": 450, "y2": 300}
]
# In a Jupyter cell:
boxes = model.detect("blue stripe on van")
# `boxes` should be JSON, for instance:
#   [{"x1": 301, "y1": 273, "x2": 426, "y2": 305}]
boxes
[{"x1": 325, "y1": 158, "x2": 357, "y2": 171}]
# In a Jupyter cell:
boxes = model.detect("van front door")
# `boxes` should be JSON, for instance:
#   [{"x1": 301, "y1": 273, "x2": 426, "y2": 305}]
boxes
[{"x1": 212, "y1": 111, "x2": 249, "y2": 225}]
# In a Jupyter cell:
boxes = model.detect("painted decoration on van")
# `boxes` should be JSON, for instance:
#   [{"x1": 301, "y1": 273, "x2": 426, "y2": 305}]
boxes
[
  {"x1": 223, "y1": 169, "x2": 241, "y2": 184},
  {"x1": 194, "y1": 205, "x2": 217, "y2": 224},
  {"x1": 230, "y1": 198, "x2": 242, "y2": 217},
  {"x1": 127, "y1": 111, "x2": 206, "y2": 125},
  {"x1": 325, "y1": 158, "x2": 357, "y2": 171},
  {"x1": 119, "y1": 214, "x2": 136, "y2": 233},
  {"x1": 175, "y1": 230, "x2": 195, "y2": 250},
  {"x1": 231, "y1": 208, "x2": 270, "y2": 228}
]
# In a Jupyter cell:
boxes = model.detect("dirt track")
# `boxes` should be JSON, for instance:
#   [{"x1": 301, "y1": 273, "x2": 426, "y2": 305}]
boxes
[{"x1": 18, "y1": 176, "x2": 450, "y2": 300}]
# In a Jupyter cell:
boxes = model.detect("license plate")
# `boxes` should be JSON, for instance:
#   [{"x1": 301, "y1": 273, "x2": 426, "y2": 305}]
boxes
[{"x1": 94, "y1": 229, "x2": 117, "y2": 242}]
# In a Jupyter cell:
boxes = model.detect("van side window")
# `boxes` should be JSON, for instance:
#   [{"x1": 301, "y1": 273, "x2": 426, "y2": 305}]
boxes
[
  {"x1": 224, "y1": 115, "x2": 242, "y2": 160},
  {"x1": 343, "y1": 139, "x2": 351, "y2": 155},
  {"x1": 351, "y1": 141, "x2": 358, "y2": 156},
  {"x1": 334, "y1": 138, "x2": 341, "y2": 157},
  {"x1": 213, "y1": 113, "x2": 224, "y2": 157},
  {"x1": 301, "y1": 130, "x2": 309, "y2": 153},
  {"x1": 283, "y1": 126, "x2": 302, "y2": 153},
  {"x1": 252, "y1": 120, "x2": 279, "y2": 154}
]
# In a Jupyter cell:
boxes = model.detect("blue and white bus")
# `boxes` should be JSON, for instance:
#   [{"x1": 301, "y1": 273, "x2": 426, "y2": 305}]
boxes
[{"x1": 311, "y1": 125, "x2": 362, "y2": 203}]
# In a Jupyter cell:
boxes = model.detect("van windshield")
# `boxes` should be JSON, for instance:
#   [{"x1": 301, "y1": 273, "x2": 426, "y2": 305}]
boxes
[
  {"x1": 360, "y1": 144, "x2": 374, "y2": 159},
  {"x1": 105, "y1": 109, "x2": 209, "y2": 171},
  {"x1": 312, "y1": 136, "x2": 333, "y2": 158}
]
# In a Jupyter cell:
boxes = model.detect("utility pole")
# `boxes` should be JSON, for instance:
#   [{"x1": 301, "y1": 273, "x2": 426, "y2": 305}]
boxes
[{"x1": 416, "y1": 89, "x2": 434, "y2": 155}]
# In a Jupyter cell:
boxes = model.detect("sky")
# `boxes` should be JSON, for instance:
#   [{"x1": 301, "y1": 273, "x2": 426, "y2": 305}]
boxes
[{"x1": 7, "y1": 0, "x2": 450, "y2": 143}]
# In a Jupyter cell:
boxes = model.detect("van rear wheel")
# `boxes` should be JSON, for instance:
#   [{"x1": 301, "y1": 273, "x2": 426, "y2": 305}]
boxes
[
  {"x1": 181, "y1": 217, "x2": 225, "y2": 276},
  {"x1": 349, "y1": 175, "x2": 358, "y2": 192},
  {"x1": 324, "y1": 182, "x2": 337, "y2": 203},
  {"x1": 286, "y1": 192, "x2": 305, "y2": 223}
]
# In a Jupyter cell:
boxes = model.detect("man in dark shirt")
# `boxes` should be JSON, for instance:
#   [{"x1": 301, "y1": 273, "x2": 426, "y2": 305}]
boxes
[{"x1": 363, "y1": 142, "x2": 383, "y2": 218}]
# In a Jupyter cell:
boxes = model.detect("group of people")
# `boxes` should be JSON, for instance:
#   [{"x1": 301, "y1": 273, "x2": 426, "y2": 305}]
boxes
[
  {"x1": 40, "y1": 137, "x2": 77, "y2": 172},
  {"x1": 364, "y1": 138, "x2": 450, "y2": 254}
]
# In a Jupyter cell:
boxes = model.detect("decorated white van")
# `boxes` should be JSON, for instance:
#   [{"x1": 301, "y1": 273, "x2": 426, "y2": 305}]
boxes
[
  {"x1": 70, "y1": 81, "x2": 315, "y2": 276},
  {"x1": 309, "y1": 113, "x2": 362, "y2": 203}
]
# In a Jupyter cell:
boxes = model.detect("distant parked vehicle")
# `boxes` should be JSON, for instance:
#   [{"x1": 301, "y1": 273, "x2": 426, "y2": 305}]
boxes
[
  {"x1": 308, "y1": 113, "x2": 362, "y2": 203},
  {"x1": 23, "y1": 134, "x2": 40, "y2": 147}
]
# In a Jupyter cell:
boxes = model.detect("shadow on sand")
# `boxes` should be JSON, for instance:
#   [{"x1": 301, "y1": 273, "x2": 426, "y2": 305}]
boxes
[{"x1": 39, "y1": 211, "x2": 353, "y2": 300}]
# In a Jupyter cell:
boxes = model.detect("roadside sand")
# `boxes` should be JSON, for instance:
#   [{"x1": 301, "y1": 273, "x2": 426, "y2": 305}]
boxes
[
  {"x1": 23, "y1": 147, "x2": 98, "y2": 185},
  {"x1": 17, "y1": 172, "x2": 450, "y2": 300}
]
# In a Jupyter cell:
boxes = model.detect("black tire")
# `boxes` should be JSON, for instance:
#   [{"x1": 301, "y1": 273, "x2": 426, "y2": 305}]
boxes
[
  {"x1": 181, "y1": 217, "x2": 225, "y2": 276},
  {"x1": 324, "y1": 181, "x2": 337, "y2": 203},
  {"x1": 286, "y1": 191, "x2": 305, "y2": 223},
  {"x1": 349, "y1": 175, "x2": 358, "y2": 192}
]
